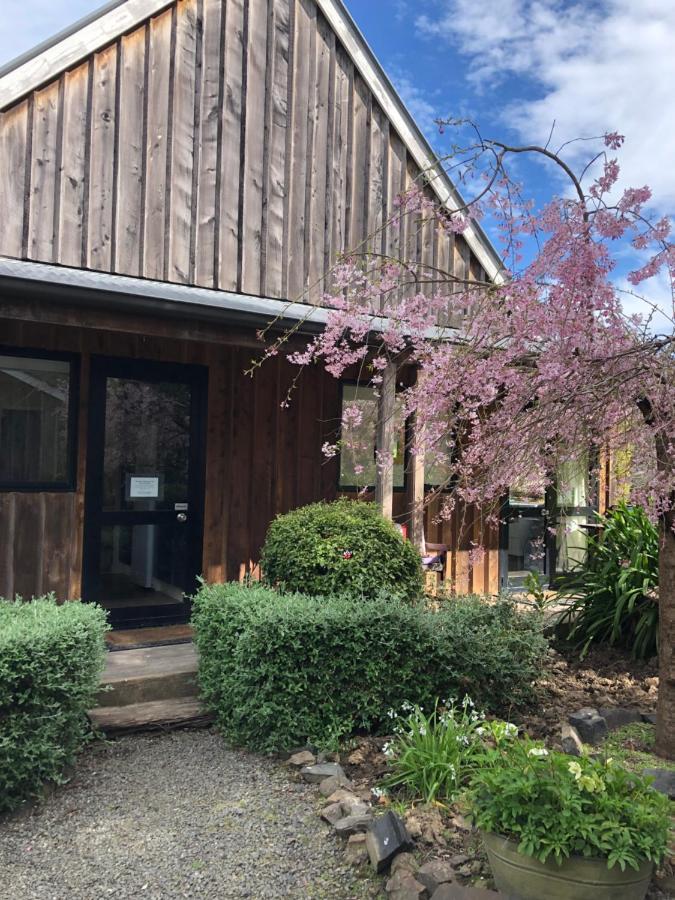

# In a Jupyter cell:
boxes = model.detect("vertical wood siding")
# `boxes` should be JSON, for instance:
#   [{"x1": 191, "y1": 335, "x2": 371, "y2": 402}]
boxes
[
  {"x1": 0, "y1": 311, "x2": 500, "y2": 601},
  {"x1": 0, "y1": 0, "x2": 487, "y2": 303}
]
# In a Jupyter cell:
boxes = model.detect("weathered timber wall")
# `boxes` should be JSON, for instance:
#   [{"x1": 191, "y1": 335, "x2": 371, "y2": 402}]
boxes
[
  {"x1": 0, "y1": 0, "x2": 484, "y2": 309},
  {"x1": 0, "y1": 312, "x2": 500, "y2": 601}
]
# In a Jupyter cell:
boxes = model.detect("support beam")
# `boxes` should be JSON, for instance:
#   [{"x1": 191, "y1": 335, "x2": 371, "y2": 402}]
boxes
[
  {"x1": 406, "y1": 410, "x2": 425, "y2": 551},
  {"x1": 375, "y1": 361, "x2": 397, "y2": 520}
]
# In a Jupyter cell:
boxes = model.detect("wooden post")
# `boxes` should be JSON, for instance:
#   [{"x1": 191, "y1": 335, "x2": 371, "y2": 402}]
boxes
[
  {"x1": 406, "y1": 410, "x2": 425, "y2": 551},
  {"x1": 375, "y1": 362, "x2": 397, "y2": 519}
]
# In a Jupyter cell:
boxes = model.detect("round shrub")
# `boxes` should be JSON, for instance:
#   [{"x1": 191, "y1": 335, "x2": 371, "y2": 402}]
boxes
[{"x1": 260, "y1": 499, "x2": 424, "y2": 601}]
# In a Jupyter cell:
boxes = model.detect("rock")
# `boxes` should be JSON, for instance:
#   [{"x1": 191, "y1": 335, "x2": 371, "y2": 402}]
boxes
[
  {"x1": 286, "y1": 749, "x2": 316, "y2": 767},
  {"x1": 333, "y1": 814, "x2": 374, "y2": 837},
  {"x1": 300, "y1": 763, "x2": 346, "y2": 784},
  {"x1": 390, "y1": 853, "x2": 418, "y2": 875},
  {"x1": 326, "y1": 788, "x2": 361, "y2": 807},
  {"x1": 448, "y1": 854, "x2": 469, "y2": 868},
  {"x1": 320, "y1": 802, "x2": 344, "y2": 825},
  {"x1": 318, "y1": 772, "x2": 353, "y2": 795},
  {"x1": 385, "y1": 871, "x2": 428, "y2": 899},
  {"x1": 568, "y1": 708, "x2": 608, "y2": 744},
  {"x1": 417, "y1": 859, "x2": 455, "y2": 893},
  {"x1": 642, "y1": 768, "x2": 675, "y2": 799},
  {"x1": 561, "y1": 723, "x2": 584, "y2": 757},
  {"x1": 597, "y1": 707, "x2": 642, "y2": 730},
  {"x1": 318, "y1": 775, "x2": 344, "y2": 796},
  {"x1": 641, "y1": 711, "x2": 657, "y2": 725},
  {"x1": 345, "y1": 833, "x2": 369, "y2": 867},
  {"x1": 347, "y1": 801, "x2": 370, "y2": 816},
  {"x1": 366, "y1": 811, "x2": 414, "y2": 873}
]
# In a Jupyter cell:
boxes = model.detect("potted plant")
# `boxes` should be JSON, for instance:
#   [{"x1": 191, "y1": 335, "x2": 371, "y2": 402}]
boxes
[{"x1": 467, "y1": 740, "x2": 670, "y2": 900}]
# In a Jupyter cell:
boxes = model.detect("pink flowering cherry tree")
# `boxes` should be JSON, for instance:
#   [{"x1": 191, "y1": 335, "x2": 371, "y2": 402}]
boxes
[{"x1": 262, "y1": 126, "x2": 674, "y2": 757}]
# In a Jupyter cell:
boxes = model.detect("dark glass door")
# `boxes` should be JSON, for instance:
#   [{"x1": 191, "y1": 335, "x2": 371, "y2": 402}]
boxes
[{"x1": 83, "y1": 357, "x2": 207, "y2": 627}]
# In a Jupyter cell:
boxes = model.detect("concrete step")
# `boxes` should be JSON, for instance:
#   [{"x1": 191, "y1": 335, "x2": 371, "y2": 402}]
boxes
[
  {"x1": 89, "y1": 697, "x2": 212, "y2": 734},
  {"x1": 96, "y1": 642, "x2": 199, "y2": 707}
]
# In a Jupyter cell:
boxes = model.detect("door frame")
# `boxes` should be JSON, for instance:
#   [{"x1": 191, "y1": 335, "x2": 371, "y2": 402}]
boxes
[{"x1": 82, "y1": 354, "x2": 208, "y2": 627}]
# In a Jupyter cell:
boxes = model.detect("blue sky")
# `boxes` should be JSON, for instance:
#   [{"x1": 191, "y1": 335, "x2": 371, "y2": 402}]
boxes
[{"x1": 2, "y1": 0, "x2": 673, "y2": 325}]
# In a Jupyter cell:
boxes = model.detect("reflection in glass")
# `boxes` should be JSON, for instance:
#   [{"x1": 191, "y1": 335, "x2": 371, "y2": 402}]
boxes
[
  {"x1": 103, "y1": 378, "x2": 190, "y2": 511},
  {"x1": 0, "y1": 355, "x2": 71, "y2": 484},
  {"x1": 507, "y1": 511, "x2": 547, "y2": 580},
  {"x1": 100, "y1": 524, "x2": 188, "y2": 609},
  {"x1": 339, "y1": 383, "x2": 405, "y2": 489}
]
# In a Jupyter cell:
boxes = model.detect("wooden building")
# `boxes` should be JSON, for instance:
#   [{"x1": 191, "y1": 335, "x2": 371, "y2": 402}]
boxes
[{"x1": 0, "y1": 0, "x2": 524, "y2": 628}]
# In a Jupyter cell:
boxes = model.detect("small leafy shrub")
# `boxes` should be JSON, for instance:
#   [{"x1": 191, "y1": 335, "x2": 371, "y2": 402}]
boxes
[
  {"x1": 468, "y1": 739, "x2": 671, "y2": 870},
  {"x1": 192, "y1": 583, "x2": 547, "y2": 752},
  {"x1": 383, "y1": 697, "x2": 519, "y2": 804},
  {"x1": 0, "y1": 596, "x2": 109, "y2": 813},
  {"x1": 558, "y1": 502, "x2": 659, "y2": 658},
  {"x1": 260, "y1": 499, "x2": 424, "y2": 601}
]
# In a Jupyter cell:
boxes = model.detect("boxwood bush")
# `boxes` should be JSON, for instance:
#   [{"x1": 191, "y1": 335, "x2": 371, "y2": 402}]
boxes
[
  {"x1": 192, "y1": 583, "x2": 547, "y2": 753},
  {"x1": 260, "y1": 499, "x2": 423, "y2": 601},
  {"x1": 0, "y1": 596, "x2": 109, "y2": 813}
]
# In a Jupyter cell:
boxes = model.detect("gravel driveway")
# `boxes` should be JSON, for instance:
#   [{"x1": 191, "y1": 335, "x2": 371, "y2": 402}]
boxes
[{"x1": 0, "y1": 730, "x2": 378, "y2": 900}]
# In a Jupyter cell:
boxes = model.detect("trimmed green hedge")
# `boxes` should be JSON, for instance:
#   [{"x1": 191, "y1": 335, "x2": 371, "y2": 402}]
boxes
[
  {"x1": 192, "y1": 583, "x2": 547, "y2": 753},
  {"x1": 260, "y1": 499, "x2": 424, "y2": 601},
  {"x1": 0, "y1": 596, "x2": 109, "y2": 813}
]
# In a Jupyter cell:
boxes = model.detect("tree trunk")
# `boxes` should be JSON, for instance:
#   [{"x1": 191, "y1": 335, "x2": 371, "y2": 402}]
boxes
[{"x1": 655, "y1": 515, "x2": 675, "y2": 758}]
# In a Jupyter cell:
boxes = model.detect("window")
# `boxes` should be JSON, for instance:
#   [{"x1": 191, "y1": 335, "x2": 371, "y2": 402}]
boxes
[
  {"x1": 338, "y1": 383, "x2": 405, "y2": 490},
  {"x1": 554, "y1": 456, "x2": 597, "y2": 573},
  {"x1": 0, "y1": 351, "x2": 77, "y2": 489}
]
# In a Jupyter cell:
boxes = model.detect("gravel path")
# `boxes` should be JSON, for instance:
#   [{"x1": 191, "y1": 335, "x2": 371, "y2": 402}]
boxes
[{"x1": 0, "y1": 730, "x2": 378, "y2": 900}]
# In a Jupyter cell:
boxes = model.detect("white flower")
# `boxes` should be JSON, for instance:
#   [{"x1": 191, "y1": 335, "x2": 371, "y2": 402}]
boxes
[
  {"x1": 371, "y1": 786, "x2": 387, "y2": 798},
  {"x1": 568, "y1": 761, "x2": 582, "y2": 779},
  {"x1": 527, "y1": 747, "x2": 549, "y2": 758},
  {"x1": 476, "y1": 727, "x2": 486, "y2": 737},
  {"x1": 382, "y1": 742, "x2": 394, "y2": 758},
  {"x1": 387, "y1": 708, "x2": 397, "y2": 719},
  {"x1": 504, "y1": 723, "x2": 518, "y2": 737},
  {"x1": 419, "y1": 725, "x2": 427, "y2": 736}
]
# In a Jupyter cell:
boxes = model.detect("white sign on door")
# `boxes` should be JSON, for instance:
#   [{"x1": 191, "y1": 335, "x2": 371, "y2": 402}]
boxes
[{"x1": 128, "y1": 476, "x2": 160, "y2": 499}]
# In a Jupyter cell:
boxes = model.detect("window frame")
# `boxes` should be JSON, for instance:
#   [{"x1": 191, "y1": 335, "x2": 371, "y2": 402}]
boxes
[{"x1": 0, "y1": 346, "x2": 80, "y2": 492}]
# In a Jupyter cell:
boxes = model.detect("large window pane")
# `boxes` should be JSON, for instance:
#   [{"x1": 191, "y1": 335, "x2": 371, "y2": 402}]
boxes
[
  {"x1": 339, "y1": 383, "x2": 405, "y2": 489},
  {"x1": 555, "y1": 457, "x2": 590, "y2": 572},
  {"x1": 0, "y1": 354, "x2": 72, "y2": 486},
  {"x1": 103, "y1": 378, "x2": 191, "y2": 511}
]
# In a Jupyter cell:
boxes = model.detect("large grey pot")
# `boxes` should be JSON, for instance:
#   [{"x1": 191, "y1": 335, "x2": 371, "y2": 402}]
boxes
[{"x1": 483, "y1": 832, "x2": 653, "y2": 900}]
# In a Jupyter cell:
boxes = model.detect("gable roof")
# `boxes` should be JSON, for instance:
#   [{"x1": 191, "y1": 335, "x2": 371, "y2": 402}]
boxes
[{"x1": 0, "y1": 0, "x2": 504, "y2": 285}]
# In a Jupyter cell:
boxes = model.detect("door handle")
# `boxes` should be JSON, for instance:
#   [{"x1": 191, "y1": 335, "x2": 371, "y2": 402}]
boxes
[{"x1": 176, "y1": 512, "x2": 187, "y2": 523}]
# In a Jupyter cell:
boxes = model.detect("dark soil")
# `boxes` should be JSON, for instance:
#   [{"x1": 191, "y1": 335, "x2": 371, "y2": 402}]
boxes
[{"x1": 519, "y1": 641, "x2": 658, "y2": 745}]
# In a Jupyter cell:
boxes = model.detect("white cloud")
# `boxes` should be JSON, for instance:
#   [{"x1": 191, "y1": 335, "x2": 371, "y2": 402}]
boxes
[
  {"x1": 390, "y1": 69, "x2": 442, "y2": 144},
  {"x1": 416, "y1": 0, "x2": 675, "y2": 213}
]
